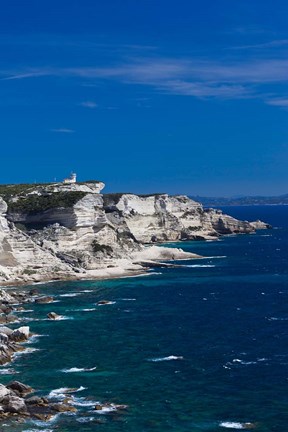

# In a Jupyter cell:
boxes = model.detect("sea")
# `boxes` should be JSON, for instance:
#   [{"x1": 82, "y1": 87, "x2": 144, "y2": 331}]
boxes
[{"x1": 1, "y1": 206, "x2": 288, "y2": 432}]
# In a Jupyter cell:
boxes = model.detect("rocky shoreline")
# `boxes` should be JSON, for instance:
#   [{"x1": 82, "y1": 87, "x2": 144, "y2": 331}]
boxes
[
  {"x1": 0, "y1": 182, "x2": 272, "y2": 426},
  {"x1": 0, "y1": 287, "x2": 129, "y2": 425}
]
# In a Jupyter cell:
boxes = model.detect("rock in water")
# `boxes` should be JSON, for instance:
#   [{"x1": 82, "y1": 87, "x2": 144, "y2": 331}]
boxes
[
  {"x1": 35, "y1": 296, "x2": 54, "y2": 304},
  {"x1": 10, "y1": 326, "x2": 30, "y2": 342},
  {"x1": 47, "y1": 312, "x2": 60, "y2": 320}
]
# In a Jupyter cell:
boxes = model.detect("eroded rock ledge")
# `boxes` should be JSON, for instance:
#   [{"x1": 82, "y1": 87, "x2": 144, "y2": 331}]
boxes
[{"x1": 0, "y1": 183, "x2": 271, "y2": 285}]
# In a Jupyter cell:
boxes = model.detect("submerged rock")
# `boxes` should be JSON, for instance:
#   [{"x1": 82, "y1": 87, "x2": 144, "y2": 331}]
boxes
[
  {"x1": 25, "y1": 396, "x2": 48, "y2": 406},
  {"x1": 35, "y1": 296, "x2": 54, "y2": 304},
  {"x1": 50, "y1": 403, "x2": 77, "y2": 413},
  {"x1": 97, "y1": 300, "x2": 111, "y2": 305}
]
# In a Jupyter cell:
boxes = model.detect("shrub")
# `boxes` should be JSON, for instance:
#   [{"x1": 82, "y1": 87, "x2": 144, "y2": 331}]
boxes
[
  {"x1": 91, "y1": 241, "x2": 113, "y2": 255},
  {"x1": 8, "y1": 192, "x2": 87, "y2": 215}
]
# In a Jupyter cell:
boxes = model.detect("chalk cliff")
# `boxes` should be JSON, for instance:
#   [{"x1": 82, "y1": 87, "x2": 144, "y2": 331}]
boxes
[{"x1": 0, "y1": 183, "x2": 270, "y2": 285}]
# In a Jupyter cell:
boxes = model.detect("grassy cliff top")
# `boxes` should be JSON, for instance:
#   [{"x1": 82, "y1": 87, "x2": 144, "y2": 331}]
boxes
[
  {"x1": 0, "y1": 181, "x2": 102, "y2": 200},
  {"x1": 8, "y1": 191, "x2": 87, "y2": 215}
]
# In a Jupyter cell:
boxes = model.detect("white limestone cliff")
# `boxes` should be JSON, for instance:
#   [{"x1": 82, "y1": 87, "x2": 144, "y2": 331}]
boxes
[{"x1": 0, "y1": 187, "x2": 270, "y2": 285}]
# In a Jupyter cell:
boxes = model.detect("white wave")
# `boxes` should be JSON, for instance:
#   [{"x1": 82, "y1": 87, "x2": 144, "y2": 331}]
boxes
[
  {"x1": 71, "y1": 397, "x2": 96, "y2": 407},
  {"x1": 23, "y1": 333, "x2": 48, "y2": 344},
  {"x1": 76, "y1": 416, "x2": 95, "y2": 423},
  {"x1": 61, "y1": 366, "x2": 97, "y2": 373},
  {"x1": 70, "y1": 308, "x2": 96, "y2": 312},
  {"x1": 49, "y1": 386, "x2": 86, "y2": 399},
  {"x1": 94, "y1": 405, "x2": 117, "y2": 414},
  {"x1": 203, "y1": 256, "x2": 227, "y2": 259},
  {"x1": 148, "y1": 355, "x2": 183, "y2": 362},
  {"x1": 25, "y1": 429, "x2": 54, "y2": 432},
  {"x1": 59, "y1": 293, "x2": 81, "y2": 297},
  {"x1": 31, "y1": 413, "x2": 60, "y2": 426},
  {"x1": 15, "y1": 309, "x2": 34, "y2": 313},
  {"x1": 14, "y1": 347, "x2": 40, "y2": 356},
  {"x1": 229, "y1": 358, "x2": 268, "y2": 367},
  {"x1": 233, "y1": 359, "x2": 257, "y2": 365},
  {"x1": 79, "y1": 290, "x2": 93, "y2": 293},
  {"x1": 220, "y1": 422, "x2": 254, "y2": 429},
  {"x1": 120, "y1": 298, "x2": 136, "y2": 301},
  {"x1": 97, "y1": 301, "x2": 116, "y2": 306},
  {"x1": 0, "y1": 368, "x2": 18, "y2": 375},
  {"x1": 268, "y1": 316, "x2": 288, "y2": 321},
  {"x1": 120, "y1": 273, "x2": 152, "y2": 279},
  {"x1": 185, "y1": 264, "x2": 216, "y2": 268},
  {"x1": 47, "y1": 315, "x2": 74, "y2": 321}
]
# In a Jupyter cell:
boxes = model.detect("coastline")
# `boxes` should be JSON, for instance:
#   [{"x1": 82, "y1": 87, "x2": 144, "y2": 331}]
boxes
[
  {"x1": 0, "y1": 246, "x2": 203, "y2": 289},
  {"x1": 0, "y1": 247, "x2": 204, "y2": 425}
]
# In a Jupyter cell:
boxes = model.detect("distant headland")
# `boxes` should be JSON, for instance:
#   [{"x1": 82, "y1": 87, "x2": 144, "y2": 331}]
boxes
[{"x1": 190, "y1": 194, "x2": 288, "y2": 207}]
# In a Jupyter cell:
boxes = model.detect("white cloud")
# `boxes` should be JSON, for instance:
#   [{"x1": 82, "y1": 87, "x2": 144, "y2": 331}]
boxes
[
  {"x1": 50, "y1": 128, "x2": 75, "y2": 133},
  {"x1": 2, "y1": 55, "x2": 288, "y2": 104},
  {"x1": 80, "y1": 101, "x2": 98, "y2": 108},
  {"x1": 265, "y1": 98, "x2": 288, "y2": 107},
  {"x1": 230, "y1": 39, "x2": 288, "y2": 50}
]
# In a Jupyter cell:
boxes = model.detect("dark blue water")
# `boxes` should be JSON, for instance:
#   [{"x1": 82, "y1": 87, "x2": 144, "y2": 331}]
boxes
[{"x1": 2, "y1": 206, "x2": 288, "y2": 432}]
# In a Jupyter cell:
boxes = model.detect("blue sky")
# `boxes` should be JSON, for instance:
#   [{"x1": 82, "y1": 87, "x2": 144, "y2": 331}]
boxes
[{"x1": 1, "y1": 0, "x2": 288, "y2": 196}]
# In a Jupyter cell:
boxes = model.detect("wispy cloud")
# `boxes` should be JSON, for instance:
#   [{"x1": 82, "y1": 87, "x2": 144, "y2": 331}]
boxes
[
  {"x1": 265, "y1": 98, "x2": 288, "y2": 107},
  {"x1": 2, "y1": 71, "x2": 50, "y2": 80},
  {"x1": 50, "y1": 128, "x2": 75, "y2": 133},
  {"x1": 2, "y1": 55, "x2": 288, "y2": 103},
  {"x1": 80, "y1": 101, "x2": 98, "y2": 108},
  {"x1": 230, "y1": 39, "x2": 288, "y2": 50}
]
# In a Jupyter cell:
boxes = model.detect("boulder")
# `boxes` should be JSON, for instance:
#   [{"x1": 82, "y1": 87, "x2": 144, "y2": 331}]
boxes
[
  {"x1": 0, "y1": 384, "x2": 11, "y2": 402},
  {"x1": 0, "y1": 326, "x2": 13, "y2": 336},
  {"x1": 3, "y1": 395, "x2": 27, "y2": 414},
  {"x1": 7, "y1": 381, "x2": 33, "y2": 396},
  {"x1": 10, "y1": 326, "x2": 30, "y2": 342},
  {"x1": 25, "y1": 396, "x2": 48, "y2": 406},
  {"x1": 0, "y1": 289, "x2": 15, "y2": 304},
  {"x1": 50, "y1": 403, "x2": 77, "y2": 413}
]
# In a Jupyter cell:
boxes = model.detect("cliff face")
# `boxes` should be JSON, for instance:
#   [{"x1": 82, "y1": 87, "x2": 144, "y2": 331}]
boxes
[
  {"x1": 0, "y1": 184, "x2": 270, "y2": 284},
  {"x1": 0, "y1": 198, "x2": 73, "y2": 282},
  {"x1": 105, "y1": 194, "x2": 256, "y2": 242}
]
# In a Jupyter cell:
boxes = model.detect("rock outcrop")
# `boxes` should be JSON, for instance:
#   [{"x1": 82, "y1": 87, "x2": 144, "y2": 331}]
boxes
[
  {"x1": 0, "y1": 381, "x2": 78, "y2": 420},
  {"x1": 0, "y1": 183, "x2": 270, "y2": 285}
]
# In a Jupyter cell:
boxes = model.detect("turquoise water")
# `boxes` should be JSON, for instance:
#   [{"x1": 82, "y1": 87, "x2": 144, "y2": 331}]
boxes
[{"x1": 1, "y1": 206, "x2": 288, "y2": 431}]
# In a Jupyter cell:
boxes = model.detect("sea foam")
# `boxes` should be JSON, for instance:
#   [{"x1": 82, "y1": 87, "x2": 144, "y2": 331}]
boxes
[
  {"x1": 61, "y1": 366, "x2": 97, "y2": 373},
  {"x1": 220, "y1": 421, "x2": 254, "y2": 429},
  {"x1": 148, "y1": 355, "x2": 183, "y2": 362}
]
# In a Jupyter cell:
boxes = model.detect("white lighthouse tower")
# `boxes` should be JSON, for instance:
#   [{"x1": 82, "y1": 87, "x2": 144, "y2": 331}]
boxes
[{"x1": 63, "y1": 172, "x2": 77, "y2": 184}]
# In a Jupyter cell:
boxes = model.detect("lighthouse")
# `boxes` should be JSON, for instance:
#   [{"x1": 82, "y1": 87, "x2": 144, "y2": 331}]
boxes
[{"x1": 63, "y1": 172, "x2": 77, "y2": 184}]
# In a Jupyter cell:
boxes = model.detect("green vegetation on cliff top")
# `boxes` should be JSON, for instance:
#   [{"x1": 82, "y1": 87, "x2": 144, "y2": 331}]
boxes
[
  {"x1": 8, "y1": 192, "x2": 87, "y2": 215},
  {"x1": 0, "y1": 183, "x2": 53, "y2": 200}
]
